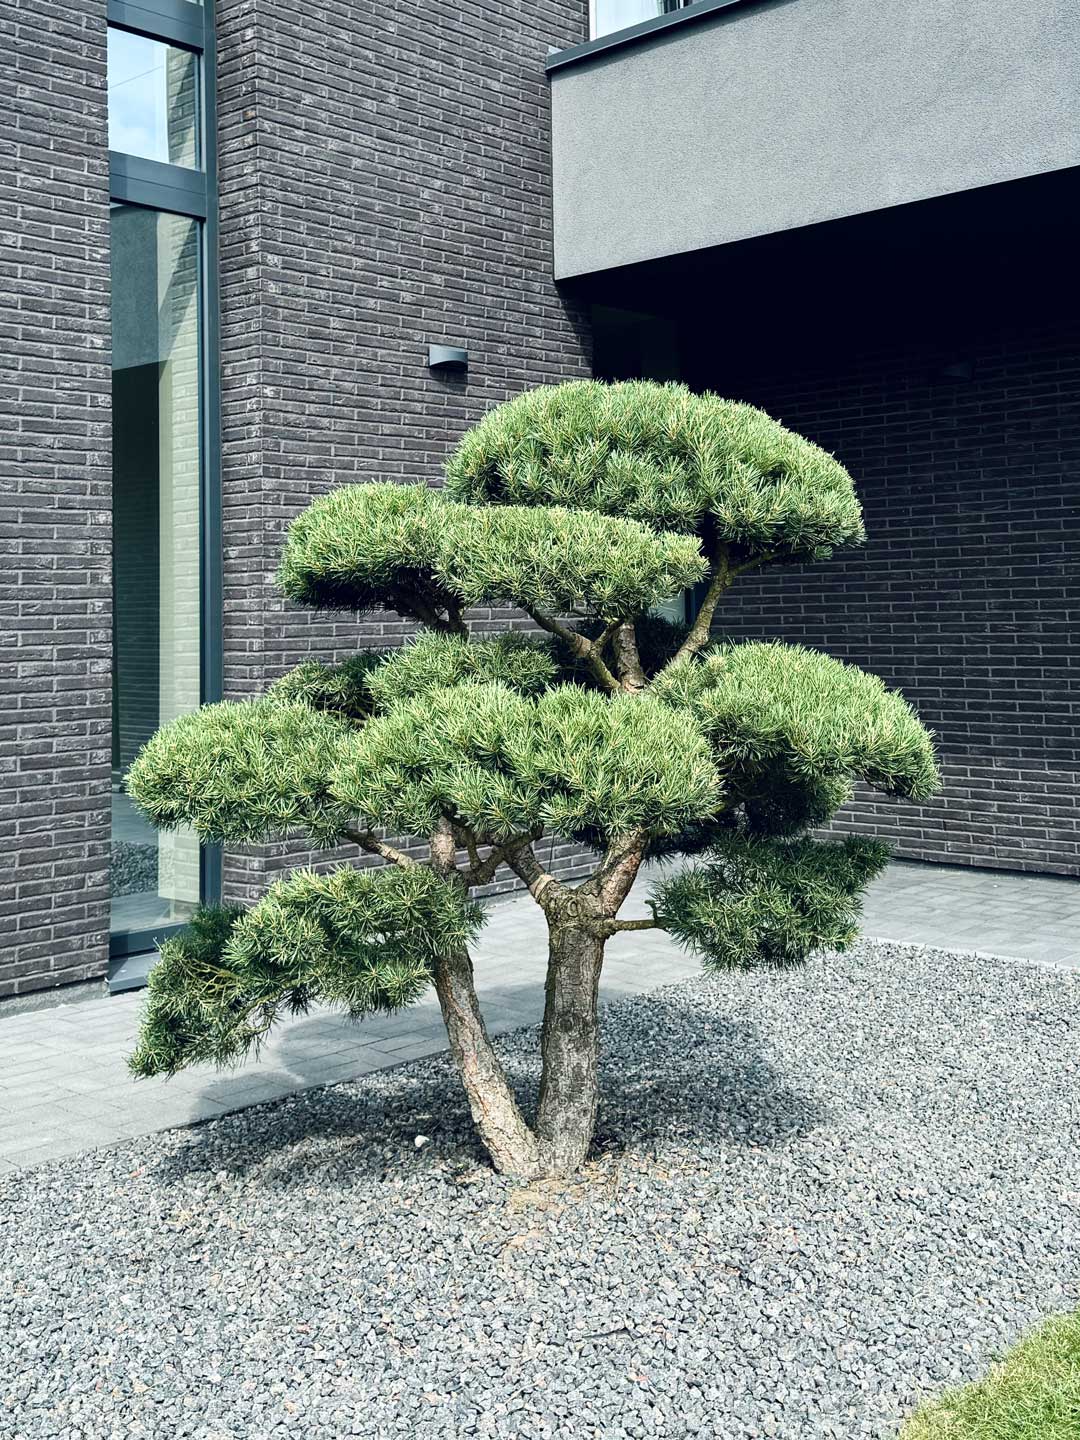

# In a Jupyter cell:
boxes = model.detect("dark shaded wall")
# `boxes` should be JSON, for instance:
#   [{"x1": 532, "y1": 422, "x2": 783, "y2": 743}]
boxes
[
  {"x1": 0, "y1": 0, "x2": 113, "y2": 997},
  {"x1": 111, "y1": 366, "x2": 160, "y2": 774},
  {"x1": 704, "y1": 325, "x2": 1079, "y2": 874},
  {"x1": 215, "y1": 0, "x2": 593, "y2": 906}
]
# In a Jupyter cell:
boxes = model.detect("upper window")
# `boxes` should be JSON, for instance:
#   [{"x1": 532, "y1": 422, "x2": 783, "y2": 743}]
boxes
[
  {"x1": 592, "y1": 0, "x2": 696, "y2": 40},
  {"x1": 107, "y1": 28, "x2": 200, "y2": 168}
]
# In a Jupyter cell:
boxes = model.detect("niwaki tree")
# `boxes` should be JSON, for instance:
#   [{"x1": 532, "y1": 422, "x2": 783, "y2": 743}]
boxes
[{"x1": 127, "y1": 381, "x2": 939, "y2": 1179}]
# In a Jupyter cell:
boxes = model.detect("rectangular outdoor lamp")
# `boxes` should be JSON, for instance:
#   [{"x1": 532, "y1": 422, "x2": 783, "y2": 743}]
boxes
[{"x1": 428, "y1": 344, "x2": 468, "y2": 372}]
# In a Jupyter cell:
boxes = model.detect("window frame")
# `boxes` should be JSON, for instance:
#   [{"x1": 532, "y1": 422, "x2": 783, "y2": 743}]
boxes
[
  {"x1": 589, "y1": 0, "x2": 695, "y2": 42},
  {"x1": 107, "y1": 0, "x2": 222, "y2": 961}
]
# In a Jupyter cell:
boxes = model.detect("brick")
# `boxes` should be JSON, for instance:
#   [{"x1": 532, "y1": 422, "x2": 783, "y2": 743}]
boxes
[
  {"x1": 713, "y1": 327, "x2": 1079, "y2": 877},
  {"x1": 213, "y1": 0, "x2": 593, "y2": 908},
  {"x1": 0, "y1": 0, "x2": 111, "y2": 996}
]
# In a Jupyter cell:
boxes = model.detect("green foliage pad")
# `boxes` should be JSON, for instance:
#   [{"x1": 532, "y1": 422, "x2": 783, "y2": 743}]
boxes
[
  {"x1": 653, "y1": 835, "x2": 891, "y2": 969},
  {"x1": 445, "y1": 380, "x2": 865, "y2": 562},
  {"x1": 277, "y1": 482, "x2": 705, "y2": 620},
  {"x1": 654, "y1": 641, "x2": 940, "y2": 802},
  {"x1": 332, "y1": 681, "x2": 723, "y2": 847},
  {"x1": 130, "y1": 866, "x2": 483, "y2": 1077},
  {"x1": 125, "y1": 698, "x2": 354, "y2": 848}
]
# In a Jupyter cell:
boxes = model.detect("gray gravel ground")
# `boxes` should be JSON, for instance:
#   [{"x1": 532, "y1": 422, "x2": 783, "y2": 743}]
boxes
[{"x1": 3, "y1": 938, "x2": 1079, "y2": 1440}]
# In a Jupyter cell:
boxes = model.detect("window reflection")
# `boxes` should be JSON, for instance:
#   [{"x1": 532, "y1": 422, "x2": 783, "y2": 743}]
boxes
[
  {"x1": 107, "y1": 28, "x2": 199, "y2": 168},
  {"x1": 592, "y1": 0, "x2": 694, "y2": 39},
  {"x1": 110, "y1": 205, "x2": 202, "y2": 940}
]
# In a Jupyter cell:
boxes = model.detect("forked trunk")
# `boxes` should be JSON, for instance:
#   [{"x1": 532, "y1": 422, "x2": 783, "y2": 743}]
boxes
[
  {"x1": 430, "y1": 820, "x2": 618, "y2": 1181},
  {"x1": 534, "y1": 917, "x2": 606, "y2": 1176},
  {"x1": 433, "y1": 944, "x2": 541, "y2": 1177}
]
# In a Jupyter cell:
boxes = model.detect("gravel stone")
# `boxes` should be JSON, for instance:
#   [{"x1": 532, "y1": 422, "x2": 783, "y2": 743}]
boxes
[{"x1": 2, "y1": 939, "x2": 1078, "y2": 1438}]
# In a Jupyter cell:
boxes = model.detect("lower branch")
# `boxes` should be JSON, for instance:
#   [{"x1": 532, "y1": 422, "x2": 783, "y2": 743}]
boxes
[
  {"x1": 452, "y1": 823, "x2": 545, "y2": 889},
  {"x1": 526, "y1": 607, "x2": 621, "y2": 693},
  {"x1": 666, "y1": 548, "x2": 732, "y2": 668},
  {"x1": 342, "y1": 826, "x2": 418, "y2": 870},
  {"x1": 579, "y1": 828, "x2": 648, "y2": 912},
  {"x1": 504, "y1": 842, "x2": 563, "y2": 911},
  {"x1": 612, "y1": 622, "x2": 647, "y2": 693},
  {"x1": 661, "y1": 546, "x2": 780, "y2": 675}
]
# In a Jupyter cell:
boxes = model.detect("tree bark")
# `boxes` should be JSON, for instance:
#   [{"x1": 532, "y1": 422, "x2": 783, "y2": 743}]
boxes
[
  {"x1": 433, "y1": 943, "x2": 542, "y2": 1177},
  {"x1": 534, "y1": 910, "x2": 607, "y2": 1176},
  {"x1": 612, "y1": 622, "x2": 647, "y2": 693}
]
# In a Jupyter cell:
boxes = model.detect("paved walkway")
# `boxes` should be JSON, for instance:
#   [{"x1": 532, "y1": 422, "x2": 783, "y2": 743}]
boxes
[{"x1": 0, "y1": 860, "x2": 1077, "y2": 1173}]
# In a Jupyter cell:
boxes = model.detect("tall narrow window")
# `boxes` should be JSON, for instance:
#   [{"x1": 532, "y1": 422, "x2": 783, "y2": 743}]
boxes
[
  {"x1": 110, "y1": 205, "x2": 203, "y2": 942},
  {"x1": 107, "y1": 2, "x2": 219, "y2": 965}
]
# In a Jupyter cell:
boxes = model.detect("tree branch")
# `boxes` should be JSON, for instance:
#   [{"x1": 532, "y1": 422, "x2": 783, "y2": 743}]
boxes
[
  {"x1": 449, "y1": 821, "x2": 547, "y2": 889},
  {"x1": 504, "y1": 841, "x2": 563, "y2": 911},
  {"x1": 342, "y1": 826, "x2": 419, "y2": 870},
  {"x1": 461, "y1": 850, "x2": 505, "y2": 888},
  {"x1": 451, "y1": 821, "x2": 483, "y2": 873},
  {"x1": 429, "y1": 817, "x2": 459, "y2": 876},
  {"x1": 579, "y1": 828, "x2": 648, "y2": 912},
  {"x1": 387, "y1": 582, "x2": 469, "y2": 638},
  {"x1": 443, "y1": 596, "x2": 469, "y2": 638},
  {"x1": 526, "y1": 607, "x2": 621, "y2": 693},
  {"x1": 665, "y1": 548, "x2": 731, "y2": 669},
  {"x1": 657, "y1": 547, "x2": 779, "y2": 676}
]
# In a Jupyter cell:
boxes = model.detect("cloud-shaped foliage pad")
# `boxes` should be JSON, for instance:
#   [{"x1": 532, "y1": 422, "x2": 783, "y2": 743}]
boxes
[
  {"x1": 653, "y1": 641, "x2": 940, "y2": 802},
  {"x1": 445, "y1": 381, "x2": 864, "y2": 562},
  {"x1": 129, "y1": 866, "x2": 483, "y2": 1076},
  {"x1": 331, "y1": 681, "x2": 722, "y2": 848},
  {"x1": 125, "y1": 698, "x2": 353, "y2": 847},
  {"x1": 277, "y1": 482, "x2": 705, "y2": 619}
]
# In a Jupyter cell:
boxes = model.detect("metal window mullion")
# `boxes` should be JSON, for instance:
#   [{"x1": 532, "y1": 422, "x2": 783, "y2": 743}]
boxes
[
  {"x1": 107, "y1": 0, "x2": 206, "y2": 50},
  {"x1": 109, "y1": 153, "x2": 208, "y2": 217},
  {"x1": 198, "y1": 0, "x2": 223, "y2": 908}
]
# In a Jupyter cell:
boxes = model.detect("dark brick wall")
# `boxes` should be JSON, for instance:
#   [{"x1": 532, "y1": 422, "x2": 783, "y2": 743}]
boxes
[
  {"x1": 0, "y1": 0, "x2": 112, "y2": 997},
  {"x1": 214, "y1": 0, "x2": 593, "y2": 904},
  {"x1": 711, "y1": 325, "x2": 1079, "y2": 875}
]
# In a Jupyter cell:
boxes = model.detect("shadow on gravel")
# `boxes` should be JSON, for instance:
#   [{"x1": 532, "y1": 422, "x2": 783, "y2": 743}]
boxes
[
  {"x1": 592, "y1": 1000, "x2": 825, "y2": 1160},
  {"x1": 153, "y1": 992, "x2": 822, "y2": 1188}
]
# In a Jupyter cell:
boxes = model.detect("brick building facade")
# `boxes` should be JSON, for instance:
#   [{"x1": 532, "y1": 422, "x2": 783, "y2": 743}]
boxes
[
  {"x1": 2, "y1": 0, "x2": 113, "y2": 997},
  {"x1": 713, "y1": 324, "x2": 1079, "y2": 876},
  {"x1": 214, "y1": 0, "x2": 592, "y2": 911}
]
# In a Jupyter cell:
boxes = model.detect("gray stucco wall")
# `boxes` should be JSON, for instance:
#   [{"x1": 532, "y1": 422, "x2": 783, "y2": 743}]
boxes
[{"x1": 550, "y1": 0, "x2": 1080, "y2": 278}]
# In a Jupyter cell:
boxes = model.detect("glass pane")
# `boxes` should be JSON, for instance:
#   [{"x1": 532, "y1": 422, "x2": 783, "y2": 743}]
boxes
[
  {"x1": 110, "y1": 205, "x2": 203, "y2": 942},
  {"x1": 108, "y1": 28, "x2": 199, "y2": 168},
  {"x1": 592, "y1": 0, "x2": 687, "y2": 38}
]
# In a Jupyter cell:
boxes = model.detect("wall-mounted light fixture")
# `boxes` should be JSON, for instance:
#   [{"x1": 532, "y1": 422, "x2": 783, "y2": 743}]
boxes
[
  {"x1": 934, "y1": 358, "x2": 974, "y2": 383},
  {"x1": 428, "y1": 343, "x2": 468, "y2": 373}
]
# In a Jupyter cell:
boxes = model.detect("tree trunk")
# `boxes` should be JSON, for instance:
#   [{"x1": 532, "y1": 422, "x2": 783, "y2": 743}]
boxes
[
  {"x1": 535, "y1": 915, "x2": 607, "y2": 1176},
  {"x1": 433, "y1": 944, "x2": 542, "y2": 1177}
]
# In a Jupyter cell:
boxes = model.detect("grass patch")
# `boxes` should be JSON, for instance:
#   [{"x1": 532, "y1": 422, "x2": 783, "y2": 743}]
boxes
[{"x1": 900, "y1": 1310, "x2": 1080, "y2": 1439}]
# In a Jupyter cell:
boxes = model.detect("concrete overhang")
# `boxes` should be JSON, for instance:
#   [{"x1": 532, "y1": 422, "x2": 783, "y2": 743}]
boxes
[{"x1": 548, "y1": 0, "x2": 1080, "y2": 281}]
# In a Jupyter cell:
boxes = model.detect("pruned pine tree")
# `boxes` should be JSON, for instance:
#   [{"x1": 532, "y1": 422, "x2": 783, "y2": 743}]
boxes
[{"x1": 127, "y1": 381, "x2": 939, "y2": 1179}]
